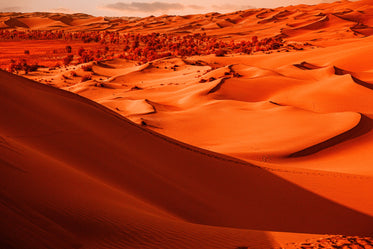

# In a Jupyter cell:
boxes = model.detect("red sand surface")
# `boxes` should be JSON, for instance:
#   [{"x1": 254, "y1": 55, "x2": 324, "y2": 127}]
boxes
[{"x1": 1, "y1": 0, "x2": 373, "y2": 248}]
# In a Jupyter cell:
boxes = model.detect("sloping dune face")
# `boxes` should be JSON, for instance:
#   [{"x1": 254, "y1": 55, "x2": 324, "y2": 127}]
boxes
[{"x1": 1, "y1": 71, "x2": 373, "y2": 248}]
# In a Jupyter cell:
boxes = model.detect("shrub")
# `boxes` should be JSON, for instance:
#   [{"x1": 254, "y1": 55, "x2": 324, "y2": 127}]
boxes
[
  {"x1": 8, "y1": 62, "x2": 18, "y2": 73},
  {"x1": 28, "y1": 64, "x2": 40, "y2": 72},
  {"x1": 24, "y1": 50, "x2": 30, "y2": 55},
  {"x1": 8, "y1": 59, "x2": 33, "y2": 74},
  {"x1": 63, "y1": 55, "x2": 74, "y2": 66}
]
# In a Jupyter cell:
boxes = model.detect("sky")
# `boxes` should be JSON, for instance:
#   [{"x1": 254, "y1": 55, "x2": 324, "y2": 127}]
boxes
[{"x1": 0, "y1": 0, "x2": 346, "y2": 17}]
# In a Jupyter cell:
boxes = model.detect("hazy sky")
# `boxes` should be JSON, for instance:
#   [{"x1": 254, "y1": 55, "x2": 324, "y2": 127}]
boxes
[{"x1": 0, "y1": 0, "x2": 343, "y2": 17}]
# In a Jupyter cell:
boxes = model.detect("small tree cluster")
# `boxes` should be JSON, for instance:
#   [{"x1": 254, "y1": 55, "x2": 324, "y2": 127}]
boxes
[
  {"x1": 1, "y1": 30, "x2": 289, "y2": 71},
  {"x1": 8, "y1": 59, "x2": 39, "y2": 74}
]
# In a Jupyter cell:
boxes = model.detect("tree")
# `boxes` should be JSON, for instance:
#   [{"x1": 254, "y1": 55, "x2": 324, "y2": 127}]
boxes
[
  {"x1": 78, "y1": 47, "x2": 85, "y2": 56},
  {"x1": 215, "y1": 48, "x2": 226, "y2": 57},
  {"x1": 65, "y1": 45, "x2": 72, "y2": 53},
  {"x1": 252, "y1": 36, "x2": 258, "y2": 43}
]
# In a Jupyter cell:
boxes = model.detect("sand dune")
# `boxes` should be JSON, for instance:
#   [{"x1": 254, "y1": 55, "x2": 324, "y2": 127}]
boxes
[
  {"x1": 2, "y1": 17, "x2": 29, "y2": 28},
  {"x1": 17, "y1": 17, "x2": 69, "y2": 29},
  {"x1": 2, "y1": 0, "x2": 373, "y2": 248},
  {"x1": 1, "y1": 70, "x2": 373, "y2": 249},
  {"x1": 35, "y1": 35, "x2": 372, "y2": 177},
  {"x1": 1, "y1": 0, "x2": 373, "y2": 41}
]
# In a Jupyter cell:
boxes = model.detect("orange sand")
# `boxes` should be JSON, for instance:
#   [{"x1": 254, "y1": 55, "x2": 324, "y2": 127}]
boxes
[{"x1": 1, "y1": 0, "x2": 373, "y2": 248}]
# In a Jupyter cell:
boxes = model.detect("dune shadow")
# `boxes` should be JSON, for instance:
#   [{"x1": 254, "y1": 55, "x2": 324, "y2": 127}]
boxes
[
  {"x1": 289, "y1": 114, "x2": 373, "y2": 157},
  {"x1": 334, "y1": 66, "x2": 373, "y2": 90},
  {"x1": 294, "y1": 61, "x2": 322, "y2": 70}
]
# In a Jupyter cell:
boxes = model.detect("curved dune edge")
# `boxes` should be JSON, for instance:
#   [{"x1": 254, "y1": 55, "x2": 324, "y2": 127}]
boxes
[
  {"x1": 1, "y1": 70, "x2": 373, "y2": 249},
  {"x1": 334, "y1": 66, "x2": 373, "y2": 90},
  {"x1": 289, "y1": 114, "x2": 373, "y2": 157},
  {"x1": 141, "y1": 99, "x2": 362, "y2": 159}
]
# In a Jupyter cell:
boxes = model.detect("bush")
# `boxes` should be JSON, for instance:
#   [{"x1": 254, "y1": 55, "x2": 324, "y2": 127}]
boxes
[
  {"x1": 8, "y1": 59, "x2": 40, "y2": 74},
  {"x1": 28, "y1": 64, "x2": 40, "y2": 72},
  {"x1": 63, "y1": 55, "x2": 74, "y2": 66},
  {"x1": 8, "y1": 62, "x2": 18, "y2": 73}
]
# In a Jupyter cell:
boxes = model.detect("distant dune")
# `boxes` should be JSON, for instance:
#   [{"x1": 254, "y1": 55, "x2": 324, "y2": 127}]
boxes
[
  {"x1": 1, "y1": 0, "x2": 373, "y2": 248},
  {"x1": 0, "y1": 0, "x2": 373, "y2": 41}
]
